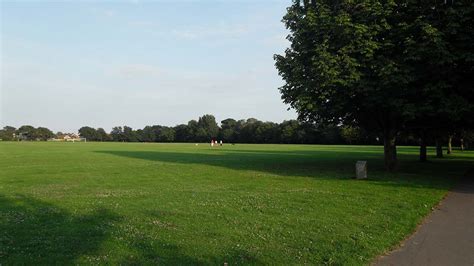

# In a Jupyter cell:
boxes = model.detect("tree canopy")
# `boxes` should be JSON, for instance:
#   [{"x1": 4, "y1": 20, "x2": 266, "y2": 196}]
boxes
[{"x1": 274, "y1": 0, "x2": 474, "y2": 170}]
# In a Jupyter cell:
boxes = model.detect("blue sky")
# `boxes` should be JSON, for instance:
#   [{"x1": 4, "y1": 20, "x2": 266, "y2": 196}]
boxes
[{"x1": 1, "y1": 0, "x2": 296, "y2": 132}]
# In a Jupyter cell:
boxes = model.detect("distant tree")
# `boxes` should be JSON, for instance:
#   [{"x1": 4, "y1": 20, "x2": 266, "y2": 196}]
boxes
[
  {"x1": 17, "y1": 125, "x2": 35, "y2": 134},
  {"x1": 123, "y1": 126, "x2": 138, "y2": 142},
  {"x1": 78, "y1": 126, "x2": 99, "y2": 141},
  {"x1": 340, "y1": 126, "x2": 361, "y2": 145},
  {"x1": 157, "y1": 127, "x2": 175, "y2": 142},
  {"x1": 239, "y1": 118, "x2": 261, "y2": 143},
  {"x1": 318, "y1": 125, "x2": 343, "y2": 145},
  {"x1": 17, "y1": 125, "x2": 36, "y2": 140},
  {"x1": 174, "y1": 124, "x2": 191, "y2": 142},
  {"x1": 220, "y1": 118, "x2": 238, "y2": 142},
  {"x1": 110, "y1": 127, "x2": 125, "y2": 142},
  {"x1": 135, "y1": 129, "x2": 144, "y2": 142},
  {"x1": 187, "y1": 120, "x2": 199, "y2": 142},
  {"x1": 140, "y1": 126, "x2": 156, "y2": 142},
  {"x1": 195, "y1": 115, "x2": 219, "y2": 142},
  {"x1": 194, "y1": 128, "x2": 208, "y2": 142},
  {"x1": 0, "y1": 126, "x2": 16, "y2": 141},
  {"x1": 280, "y1": 120, "x2": 305, "y2": 144},
  {"x1": 255, "y1": 122, "x2": 280, "y2": 143},
  {"x1": 34, "y1": 127, "x2": 54, "y2": 141},
  {"x1": 96, "y1": 128, "x2": 110, "y2": 141},
  {"x1": 80, "y1": 114, "x2": 439, "y2": 145}
]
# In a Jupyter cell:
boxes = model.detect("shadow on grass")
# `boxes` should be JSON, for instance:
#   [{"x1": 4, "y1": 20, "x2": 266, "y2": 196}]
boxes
[
  {"x1": 97, "y1": 149, "x2": 381, "y2": 178},
  {"x1": 0, "y1": 195, "x2": 120, "y2": 264},
  {"x1": 452, "y1": 167, "x2": 474, "y2": 195},
  {"x1": 0, "y1": 195, "x2": 263, "y2": 264},
  {"x1": 119, "y1": 235, "x2": 262, "y2": 265},
  {"x1": 96, "y1": 149, "x2": 473, "y2": 191}
]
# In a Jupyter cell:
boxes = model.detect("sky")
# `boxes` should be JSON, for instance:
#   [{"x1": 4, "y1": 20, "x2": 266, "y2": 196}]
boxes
[{"x1": 1, "y1": 0, "x2": 296, "y2": 133}]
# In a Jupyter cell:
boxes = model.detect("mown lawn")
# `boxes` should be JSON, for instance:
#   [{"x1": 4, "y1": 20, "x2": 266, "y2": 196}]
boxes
[{"x1": 0, "y1": 142, "x2": 472, "y2": 265}]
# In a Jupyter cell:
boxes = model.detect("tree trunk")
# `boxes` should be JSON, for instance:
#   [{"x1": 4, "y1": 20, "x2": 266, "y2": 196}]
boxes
[
  {"x1": 436, "y1": 139, "x2": 443, "y2": 158},
  {"x1": 383, "y1": 130, "x2": 397, "y2": 171},
  {"x1": 447, "y1": 135, "x2": 453, "y2": 154},
  {"x1": 419, "y1": 137, "x2": 427, "y2": 162}
]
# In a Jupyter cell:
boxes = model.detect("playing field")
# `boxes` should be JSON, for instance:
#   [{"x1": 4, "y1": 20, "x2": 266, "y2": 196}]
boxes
[{"x1": 0, "y1": 142, "x2": 472, "y2": 264}]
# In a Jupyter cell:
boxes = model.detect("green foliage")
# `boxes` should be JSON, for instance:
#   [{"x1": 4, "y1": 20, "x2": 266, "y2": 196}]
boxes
[
  {"x1": 220, "y1": 118, "x2": 238, "y2": 142},
  {"x1": 96, "y1": 128, "x2": 110, "y2": 141},
  {"x1": 79, "y1": 126, "x2": 100, "y2": 141},
  {"x1": 408, "y1": 1, "x2": 474, "y2": 134},
  {"x1": 340, "y1": 126, "x2": 361, "y2": 144},
  {"x1": 17, "y1": 125, "x2": 36, "y2": 140},
  {"x1": 110, "y1": 127, "x2": 125, "y2": 142},
  {"x1": 123, "y1": 126, "x2": 138, "y2": 142},
  {"x1": 0, "y1": 126, "x2": 16, "y2": 141},
  {"x1": 157, "y1": 127, "x2": 175, "y2": 142},
  {"x1": 280, "y1": 120, "x2": 305, "y2": 143},
  {"x1": 174, "y1": 124, "x2": 192, "y2": 142},
  {"x1": 0, "y1": 142, "x2": 472, "y2": 264},
  {"x1": 275, "y1": 1, "x2": 407, "y2": 127},
  {"x1": 196, "y1": 114, "x2": 219, "y2": 141},
  {"x1": 140, "y1": 126, "x2": 156, "y2": 142},
  {"x1": 274, "y1": 0, "x2": 474, "y2": 169},
  {"x1": 6, "y1": 125, "x2": 54, "y2": 141},
  {"x1": 34, "y1": 127, "x2": 54, "y2": 141}
]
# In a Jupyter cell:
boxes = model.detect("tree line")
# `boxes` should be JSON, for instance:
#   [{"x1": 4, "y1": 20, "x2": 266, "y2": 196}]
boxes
[
  {"x1": 2, "y1": 115, "x2": 473, "y2": 149},
  {"x1": 274, "y1": 0, "x2": 474, "y2": 170},
  {"x1": 79, "y1": 115, "x2": 360, "y2": 144},
  {"x1": 0, "y1": 125, "x2": 55, "y2": 141}
]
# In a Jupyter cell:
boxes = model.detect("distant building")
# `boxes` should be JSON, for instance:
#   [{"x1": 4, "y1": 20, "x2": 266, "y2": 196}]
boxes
[{"x1": 50, "y1": 133, "x2": 85, "y2": 142}]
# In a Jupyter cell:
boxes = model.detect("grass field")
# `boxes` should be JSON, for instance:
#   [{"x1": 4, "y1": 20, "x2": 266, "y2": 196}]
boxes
[{"x1": 0, "y1": 142, "x2": 472, "y2": 265}]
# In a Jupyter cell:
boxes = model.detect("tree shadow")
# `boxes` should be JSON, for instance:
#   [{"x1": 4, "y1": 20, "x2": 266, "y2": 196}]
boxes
[
  {"x1": 452, "y1": 167, "x2": 474, "y2": 194},
  {"x1": 0, "y1": 194, "x2": 120, "y2": 264},
  {"x1": 117, "y1": 232, "x2": 262, "y2": 265},
  {"x1": 95, "y1": 148, "x2": 473, "y2": 191},
  {"x1": 0, "y1": 194, "x2": 263, "y2": 264},
  {"x1": 116, "y1": 236, "x2": 203, "y2": 265},
  {"x1": 96, "y1": 149, "x2": 381, "y2": 178}
]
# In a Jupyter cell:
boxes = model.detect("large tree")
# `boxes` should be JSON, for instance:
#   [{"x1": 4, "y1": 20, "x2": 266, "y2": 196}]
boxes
[
  {"x1": 220, "y1": 118, "x2": 238, "y2": 142},
  {"x1": 17, "y1": 125, "x2": 36, "y2": 140},
  {"x1": 280, "y1": 120, "x2": 305, "y2": 144},
  {"x1": 96, "y1": 128, "x2": 110, "y2": 141},
  {"x1": 123, "y1": 126, "x2": 138, "y2": 142},
  {"x1": 0, "y1": 126, "x2": 16, "y2": 141},
  {"x1": 156, "y1": 127, "x2": 175, "y2": 142},
  {"x1": 110, "y1": 127, "x2": 125, "y2": 142},
  {"x1": 78, "y1": 126, "x2": 99, "y2": 141},
  {"x1": 34, "y1": 127, "x2": 54, "y2": 141},
  {"x1": 174, "y1": 124, "x2": 191, "y2": 142},
  {"x1": 404, "y1": 0, "x2": 474, "y2": 161},
  {"x1": 274, "y1": 0, "x2": 462, "y2": 170},
  {"x1": 195, "y1": 114, "x2": 219, "y2": 142}
]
